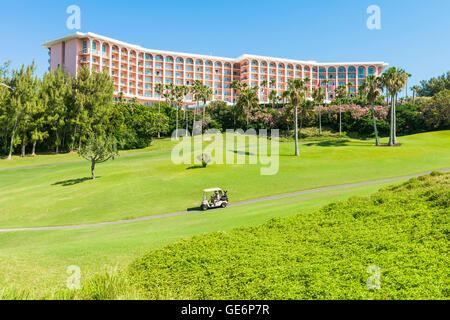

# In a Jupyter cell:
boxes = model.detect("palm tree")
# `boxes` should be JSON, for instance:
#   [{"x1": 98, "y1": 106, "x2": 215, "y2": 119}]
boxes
[
  {"x1": 405, "y1": 73, "x2": 412, "y2": 99},
  {"x1": 285, "y1": 79, "x2": 307, "y2": 156},
  {"x1": 380, "y1": 67, "x2": 409, "y2": 146},
  {"x1": 238, "y1": 86, "x2": 259, "y2": 128},
  {"x1": 155, "y1": 83, "x2": 165, "y2": 138},
  {"x1": 312, "y1": 87, "x2": 325, "y2": 135},
  {"x1": 361, "y1": 76, "x2": 382, "y2": 146},
  {"x1": 411, "y1": 85, "x2": 420, "y2": 106},
  {"x1": 200, "y1": 85, "x2": 212, "y2": 128},
  {"x1": 336, "y1": 85, "x2": 347, "y2": 135},
  {"x1": 261, "y1": 79, "x2": 268, "y2": 103},
  {"x1": 269, "y1": 90, "x2": 278, "y2": 108},
  {"x1": 192, "y1": 80, "x2": 203, "y2": 134},
  {"x1": 304, "y1": 77, "x2": 311, "y2": 98}
]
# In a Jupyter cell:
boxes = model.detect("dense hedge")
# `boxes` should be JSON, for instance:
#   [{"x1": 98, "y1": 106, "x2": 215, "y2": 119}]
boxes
[{"x1": 128, "y1": 173, "x2": 449, "y2": 300}]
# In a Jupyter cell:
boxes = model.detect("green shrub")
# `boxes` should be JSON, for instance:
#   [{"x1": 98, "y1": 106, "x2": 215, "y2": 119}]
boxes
[{"x1": 128, "y1": 173, "x2": 449, "y2": 300}]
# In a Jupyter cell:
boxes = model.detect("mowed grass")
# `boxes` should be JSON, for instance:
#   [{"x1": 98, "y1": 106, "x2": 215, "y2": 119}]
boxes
[
  {"x1": 0, "y1": 179, "x2": 408, "y2": 295},
  {"x1": 127, "y1": 173, "x2": 449, "y2": 300},
  {"x1": 0, "y1": 131, "x2": 449, "y2": 229}
]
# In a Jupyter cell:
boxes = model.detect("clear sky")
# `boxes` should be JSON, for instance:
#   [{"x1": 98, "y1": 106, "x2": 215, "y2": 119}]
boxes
[{"x1": 1, "y1": 0, "x2": 449, "y2": 95}]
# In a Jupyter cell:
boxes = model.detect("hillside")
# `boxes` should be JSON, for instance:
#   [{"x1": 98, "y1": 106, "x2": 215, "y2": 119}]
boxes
[{"x1": 128, "y1": 172, "x2": 449, "y2": 300}]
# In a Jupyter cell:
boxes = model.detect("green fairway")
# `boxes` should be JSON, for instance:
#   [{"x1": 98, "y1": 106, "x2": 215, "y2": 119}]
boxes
[
  {"x1": 0, "y1": 179, "x2": 408, "y2": 294},
  {"x1": 0, "y1": 131, "x2": 449, "y2": 296},
  {"x1": 0, "y1": 131, "x2": 449, "y2": 229}
]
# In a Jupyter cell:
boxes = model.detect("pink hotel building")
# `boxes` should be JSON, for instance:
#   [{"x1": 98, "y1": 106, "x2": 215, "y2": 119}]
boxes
[{"x1": 43, "y1": 32, "x2": 388, "y2": 105}]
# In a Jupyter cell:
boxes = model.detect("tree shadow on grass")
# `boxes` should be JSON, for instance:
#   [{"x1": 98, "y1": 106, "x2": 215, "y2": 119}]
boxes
[
  {"x1": 304, "y1": 139, "x2": 372, "y2": 147},
  {"x1": 186, "y1": 165, "x2": 206, "y2": 170},
  {"x1": 52, "y1": 177, "x2": 98, "y2": 187}
]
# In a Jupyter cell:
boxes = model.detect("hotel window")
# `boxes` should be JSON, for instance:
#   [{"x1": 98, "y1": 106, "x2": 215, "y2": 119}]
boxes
[
  {"x1": 196, "y1": 67, "x2": 202, "y2": 72},
  {"x1": 176, "y1": 72, "x2": 182, "y2": 78},
  {"x1": 155, "y1": 56, "x2": 163, "y2": 61},
  {"x1": 339, "y1": 81, "x2": 345, "y2": 86},
  {"x1": 224, "y1": 84, "x2": 230, "y2": 88},
  {"x1": 287, "y1": 65, "x2": 293, "y2": 70},
  {"x1": 252, "y1": 68, "x2": 257, "y2": 72},
  {"x1": 165, "y1": 79, "x2": 172, "y2": 84},
  {"x1": 176, "y1": 58, "x2": 183, "y2": 63},
  {"x1": 176, "y1": 66, "x2": 183, "y2": 70},
  {"x1": 195, "y1": 75, "x2": 202, "y2": 80},
  {"x1": 224, "y1": 70, "x2": 230, "y2": 75},
  {"x1": 186, "y1": 66, "x2": 193, "y2": 71},
  {"x1": 156, "y1": 79, "x2": 162, "y2": 83},
  {"x1": 358, "y1": 68, "x2": 365, "y2": 78},
  {"x1": 155, "y1": 63, "x2": 162, "y2": 69},
  {"x1": 92, "y1": 42, "x2": 97, "y2": 51},
  {"x1": 269, "y1": 63, "x2": 275, "y2": 68},
  {"x1": 206, "y1": 68, "x2": 211, "y2": 73},
  {"x1": 329, "y1": 68, "x2": 336, "y2": 73},
  {"x1": 225, "y1": 63, "x2": 231, "y2": 68},
  {"x1": 338, "y1": 74, "x2": 345, "y2": 79},
  {"x1": 186, "y1": 59, "x2": 193, "y2": 64},
  {"x1": 145, "y1": 62, "x2": 152, "y2": 67},
  {"x1": 224, "y1": 77, "x2": 230, "y2": 82},
  {"x1": 214, "y1": 83, "x2": 220, "y2": 88},
  {"x1": 175, "y1": 80, "x2": 182, "y2": 85},
  {"x1": 82, "y1": 41, "x2": 88, "y2": 53},
  {"x1": 145, "y1": 70, "x2": 151, "y2": 75},
  {"x1": 205, "y1": 61, "x2": 212, "y2": 66},
  {"x1": 145, "y1": 77, "x2": 152, "y2": 82},
  {"x1": 348, "y1": 67, "x2": 356, "y2": 73},
  {"x1": 166, "y1": 65, "x2": 173, "y2": 70},
  {"x1": 348, "y1": 74, "x2": 355, "y2": 79},
  {"x1": 214, "y1": 62, "x2": 221, "y2": 67},
  {"x1": 166, "y1": 57, "x2": 173, "y2": 62},
  {"x1": 368, "y1": 67, "x2": 375, "y2": 75},
  {"x1": 205, "y1": 75, "x2": 211, "y2": 80},
  {"x1": 214, "y1": 76, "x2": 220, "y2": 81},
  {"x1": 319, "y1": 75, "x2": 325, "y2": 79},
  {"x1": 145, "y1": 55, "x2": 152, "y2": 60},
  {"x1": 186, "y1": 74, "x2": 192, "y2": 78},
  {"x1": 196, "y1": 60, "x2": 203, "y2": 65},
  {"x1": 165, "y1": 71, "x2": 173, "y2": 77}
]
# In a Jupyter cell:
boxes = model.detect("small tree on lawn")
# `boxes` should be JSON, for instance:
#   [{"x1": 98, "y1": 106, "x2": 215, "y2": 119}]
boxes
[{"x1": 79, "y1": 135, "x2": 119, "y2": 180}]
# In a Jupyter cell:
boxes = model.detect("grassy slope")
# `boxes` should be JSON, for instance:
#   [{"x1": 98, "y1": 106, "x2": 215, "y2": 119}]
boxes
[
  {"x1": 0, "y1": 180, "x2": 400, "y2": 294},
  {"x1": 0, "y1": 131, "x2": 449, "y2": 228},
  {"x1": 128, "y1": 173, "x2": 449, "y2": 300}
]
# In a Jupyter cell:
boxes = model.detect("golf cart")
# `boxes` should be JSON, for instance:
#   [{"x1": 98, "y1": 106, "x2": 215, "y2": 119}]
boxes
[{"x1": 201, "y1": 188, "x2": 229, "y2": 211}]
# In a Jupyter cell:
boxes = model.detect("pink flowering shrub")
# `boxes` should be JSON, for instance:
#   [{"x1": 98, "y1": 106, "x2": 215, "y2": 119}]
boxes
[{"x1": 315, "y1": 104, "x2": 389, "y2": 121}]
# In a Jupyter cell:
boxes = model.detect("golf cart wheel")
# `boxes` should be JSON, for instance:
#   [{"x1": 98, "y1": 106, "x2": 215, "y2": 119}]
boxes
[
  {"x1": 221, "y1": 202, "x2": 228, "y2": 208},
  {"x1": 201, "y1": 205, "x2": 208, "y2": 211}
]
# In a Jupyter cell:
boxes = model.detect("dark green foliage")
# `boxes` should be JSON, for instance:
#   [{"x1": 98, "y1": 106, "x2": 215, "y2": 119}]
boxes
[
  {"x1": 128, "y1": 173, "x2": 449, "y2": 300},
  {"x1": 417, "y1": 72, "x2": 450, "y2": 97}
]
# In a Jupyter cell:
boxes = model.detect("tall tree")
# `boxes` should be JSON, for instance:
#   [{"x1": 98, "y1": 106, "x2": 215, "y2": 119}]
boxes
[
  {"x1": 380, "y1": 67, "x2": 409, "y2": 146},
  {"x1": 285, "y1": 79, "x2": 307, "y2": 156},
  {"x1": 155, "y1": 83, "x2": 165, "y2": 137},
  {"x1": 312, "y1": 87, "x2": 325, "y2": 135},
  {"x1": 361, "y1": 75, "x2": 382, "y2": 146},
  {"x1": 335, "y1": 85, "x2": 347, "y2": 135},
  {"x1": 237, "y1": 86, "x2": 259, "y2": 128},
  {"x1": 42, "y1": 67, "x2": 72, "y2": 153},
  {"x1": 6, "y1": 62, "x2": 39, "y2": 159}
]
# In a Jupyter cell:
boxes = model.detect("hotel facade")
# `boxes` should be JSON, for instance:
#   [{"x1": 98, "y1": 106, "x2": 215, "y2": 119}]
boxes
[{"x1": 43, "y1": 32, "x2": 388, "y2": 105}]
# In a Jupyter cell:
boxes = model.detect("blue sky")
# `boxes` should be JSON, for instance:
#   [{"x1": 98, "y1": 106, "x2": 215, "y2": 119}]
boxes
[{"x1": 1, "y1": 0, "x2": 449, "y2": 94}]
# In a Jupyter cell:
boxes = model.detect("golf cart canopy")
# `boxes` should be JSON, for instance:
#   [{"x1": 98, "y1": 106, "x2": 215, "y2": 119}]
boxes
[{"x1": 203, "y1": 188, "x2": 222, "y2": 193}]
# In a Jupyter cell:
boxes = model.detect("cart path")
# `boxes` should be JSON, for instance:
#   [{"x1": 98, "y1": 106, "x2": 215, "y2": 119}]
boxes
[{"x1": 0, "y1": 168, "x2": 448, "y2": 233}]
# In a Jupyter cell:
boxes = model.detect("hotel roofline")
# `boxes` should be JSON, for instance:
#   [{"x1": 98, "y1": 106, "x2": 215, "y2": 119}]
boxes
[{"x1": 42, "y1": 32, "x2": 389, "y2": 67}]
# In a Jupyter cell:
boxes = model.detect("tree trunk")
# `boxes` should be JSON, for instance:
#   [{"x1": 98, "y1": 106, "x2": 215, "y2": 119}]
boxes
[
  {"x1": 91, "y1": 161, "x2": 96, "y2": 180},
  {"x1": 158, "y1": 102, "x2": 161, "y2": 138},
  {"x1": 339, "y1": 104, "x2": 342, "y2": 136},
  {"x1": 21, "y1": 136, "x2": 26, "y2": 157},
  {"x1": 371, "y1": 104, "x2": 379, "y2": 146},
  {"x1": 7, "y1": 133, "x2": 14, "y2": 160},
  {"x1": 393, "y1": 94, "x2": 397, "y2": 145},
  {"x1": 388, "y1": 97, "x2": 394, "y2": 146},
  {"x1": 193, "y1": 102, "x2": 199, "y2": 135},
  {"x1": 318, "y1": 104, "x2": 322, "y2": 135},
  {"x1": 56, "y1": 131, "x2": 60, "y2": 154},
  {"x1": 71, "y1": 125, "x2": 77, "y2": 153},
  {"x1": 294, "y1": 105, "x2": 299, "y2": 156},
  {"x1": 32, "y1": 140, "x2": 37, "y2": 156},
  {"x1": 175, "y1": 104, "x2": 179, "y2": 140}
]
